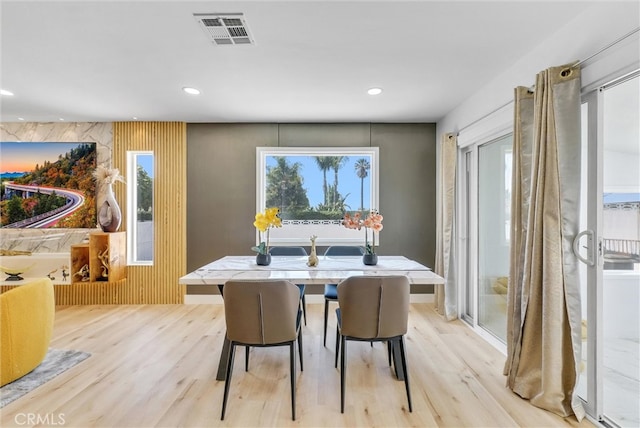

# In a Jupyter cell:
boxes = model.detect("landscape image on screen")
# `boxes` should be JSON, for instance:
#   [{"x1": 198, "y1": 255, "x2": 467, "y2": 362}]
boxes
[{"x1": 0, "y1": 142, "x2": 97, "y2": 228}]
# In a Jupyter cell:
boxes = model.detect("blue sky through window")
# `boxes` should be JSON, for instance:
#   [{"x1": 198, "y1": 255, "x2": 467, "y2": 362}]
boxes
[{"x1": 265, "y1": 155, "x2": 371, "y2": 211}]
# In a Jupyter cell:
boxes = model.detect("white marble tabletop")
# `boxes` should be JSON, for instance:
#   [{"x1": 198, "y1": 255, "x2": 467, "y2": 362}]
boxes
[{"x1": 179, "y1": 255, "x2": 444, "y2": 285}]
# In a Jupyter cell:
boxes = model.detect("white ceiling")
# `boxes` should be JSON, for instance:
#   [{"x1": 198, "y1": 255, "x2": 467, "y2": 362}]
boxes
[{"x1": 0, "y1": 1, "x2": 598, "y2": 123}]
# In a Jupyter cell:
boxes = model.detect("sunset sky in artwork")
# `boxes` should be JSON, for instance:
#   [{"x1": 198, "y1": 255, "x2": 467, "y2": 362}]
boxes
[{"x1": 0, "y1": 142, "x2": 87, "y2": 173}]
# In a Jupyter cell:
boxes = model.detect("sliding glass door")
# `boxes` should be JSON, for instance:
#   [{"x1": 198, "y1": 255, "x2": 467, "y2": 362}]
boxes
[
  {"x1": 458, "y1": 69, "x2": 638, "y2": 427},
  {"x1": 600, "y1": 75, "x2": 640, "y2": 427},
  {"x1": 459, "y1": 134, "x2": 512, "y2": 345},
  {"x1": 477, "y1": 135, "x2": 512, "y2": 342},
  {"x1": 577, "y1": 73, "x2": 639, "y2": 427}
]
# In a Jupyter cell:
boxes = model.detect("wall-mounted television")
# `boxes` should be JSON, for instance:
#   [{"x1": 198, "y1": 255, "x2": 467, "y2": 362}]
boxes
[{"x1": 0, "y1": 142, "x2": 97, "y2": 228}]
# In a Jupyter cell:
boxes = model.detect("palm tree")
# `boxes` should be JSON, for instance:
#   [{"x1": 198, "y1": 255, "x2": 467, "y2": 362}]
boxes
[
  {"x1": 266, "y1": 157, "x2": 308, "y2": 215},
  {"x1": 329, "y1": 156, "x2": 347, "y2": 207},
  {"x1": 354, "y1": 158, "x2": 370, "y2": 210},
  {"x1": 314, "y1": 156, "x2": 333, "y2": 206}
]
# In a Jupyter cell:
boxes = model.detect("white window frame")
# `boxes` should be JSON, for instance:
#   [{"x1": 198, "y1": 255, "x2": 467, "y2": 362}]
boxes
[{"x1": 126, "y1": 151, "x2": 154, "y2": 266}]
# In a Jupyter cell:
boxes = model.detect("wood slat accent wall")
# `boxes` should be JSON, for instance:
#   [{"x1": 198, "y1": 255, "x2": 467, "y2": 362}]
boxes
[{"x1": 54, "y1": 122, "x2": 187, "y2": 304}]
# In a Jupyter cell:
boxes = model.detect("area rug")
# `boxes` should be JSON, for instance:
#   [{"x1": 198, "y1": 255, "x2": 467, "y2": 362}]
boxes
[{"x1": 0, "y1": 348, "x2": 90, "y2": 408}]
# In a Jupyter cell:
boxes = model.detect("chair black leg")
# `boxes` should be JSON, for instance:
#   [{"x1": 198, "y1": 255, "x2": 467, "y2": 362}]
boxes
[
  {"x1": 297, "y1": 329, "x2": 304, "y2": 372},
  {"x1": 334, "y1": 325, "x2": 340, "y2": 368},
  {"x1": 390, "y1": 338, "x2": 403, "y2": 380},
  {"x1": 290, "y1": 342, "x2": 296, "y2": 421},
  {"x1": 245, "y1": 346, "x2": 250, "y2": 371},
  {"x1": 398, "y1": 336, "x2": 412, "y2": 412},
  {"x1": 323, "y1": 299, "x2": 329, "y2": 346},
  {"x1": 301, "y1": 294, "x2": 307, "y2": 326},
  {"x1": 221, "y1": 343, "x2": 237, "y2": 420},
  {"x1": 387, "y1": 341, "x2": 392, "y2": 366},
  {"x1": 340, "y1": 336, "x2": 346, "y2": 413}
]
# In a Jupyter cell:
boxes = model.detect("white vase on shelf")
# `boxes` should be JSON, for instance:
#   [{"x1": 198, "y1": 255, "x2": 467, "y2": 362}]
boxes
[{"x1": 98, "y1": 183, "x2": 122, "y2": 233}]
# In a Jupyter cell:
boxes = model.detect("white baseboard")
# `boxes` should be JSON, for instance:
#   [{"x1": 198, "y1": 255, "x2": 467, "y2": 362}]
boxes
[
  {"x1": 184, "y1": 293, "x2": 434, "y2": 305},
  {"x1": 410, "y1": 293, "x2": 434, "y2": 303},
  {"x1": 184, "y1": 294, "x2": 224, "y2": 304}
]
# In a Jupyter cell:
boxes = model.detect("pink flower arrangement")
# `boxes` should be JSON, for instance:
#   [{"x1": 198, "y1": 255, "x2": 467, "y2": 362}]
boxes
[{"x1": 342, "y1": 209, "x2": 383, "y2": 254}]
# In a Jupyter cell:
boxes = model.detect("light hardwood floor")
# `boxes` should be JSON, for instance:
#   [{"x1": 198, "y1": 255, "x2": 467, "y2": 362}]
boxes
[{"x1": 1, "y1": 303, "x2": 594, "y2": 427}]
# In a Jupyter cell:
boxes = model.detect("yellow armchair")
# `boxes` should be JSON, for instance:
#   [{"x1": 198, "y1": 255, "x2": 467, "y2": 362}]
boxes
[{"x1": 1, "y1": 278, "x2": 55, "y2": 386}]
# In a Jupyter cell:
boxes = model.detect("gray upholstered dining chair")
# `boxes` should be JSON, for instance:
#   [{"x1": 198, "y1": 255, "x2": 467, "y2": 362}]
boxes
[
  {"x1": 323, "y1": 245, "x2": 365, "y2": 346},
  {"x1": 269, "y1": 246, "x2": 308, "y2": 325},
  {"x1": 221, "y1": 279, "x2": 303, "y2": 421},
  {"x1": 334, "y1": 275, "x2": 412, "y2": 413}
]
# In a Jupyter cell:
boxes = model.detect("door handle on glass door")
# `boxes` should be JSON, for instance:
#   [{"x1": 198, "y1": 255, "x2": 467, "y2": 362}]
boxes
[{"x1": 573, "y1": 229, "x2": 596, "y2": 266}]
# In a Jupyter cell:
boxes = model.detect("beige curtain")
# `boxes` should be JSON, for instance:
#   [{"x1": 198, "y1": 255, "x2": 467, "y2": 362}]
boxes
[
  {"x1": 434, "y1": 133, "x2": 457, "y2": 320},
  {"x1": 504, "y1": 63, "x2": 585, "y2": 420}
]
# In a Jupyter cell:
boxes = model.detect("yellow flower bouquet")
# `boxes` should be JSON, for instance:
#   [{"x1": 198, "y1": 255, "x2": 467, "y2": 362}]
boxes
[{"x1": 251, "y1": 207, "x2": 282, "y2": 255}]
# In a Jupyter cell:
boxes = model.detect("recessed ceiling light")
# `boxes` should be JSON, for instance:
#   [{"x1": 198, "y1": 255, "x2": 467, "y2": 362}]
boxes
[
  {"x1": 182, "y1": 87, "x2": 201, "y2": 95},
  {"x1": 132, "y1": 116, "x2": 138, "y2": 120},
  {"x1": 367, "y1": 87, "x2": 383, "y2": 96},
  {"x1": 1, "y1": 89, "x2": 15, "y2": 96},
  {"x1": 17, "y1": 117, "x2": 25, "y2": 121},
  {"x1": 59, "y1": 118, "x2": 65, "y2": 121}
]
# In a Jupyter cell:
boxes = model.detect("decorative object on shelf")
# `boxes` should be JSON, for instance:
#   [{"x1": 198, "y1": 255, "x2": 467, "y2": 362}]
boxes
[
  {"x1": 307, "y1": 235, "x2": 318, "y2": 267},
  {"x1": 342, "y1": 209, "x2": 384, "y2": 266},
  {"x1": 93, "y1": 164, "x2": 125, "y2": 233},
  {"x1": 0, "y1": 263, "x2": 35, "y2": 281},
  {"x1": 74, "y1": 264, "x2": 91, "y2": 282},
  {"x1": 46, "y1": 269, "x2": 57, "y2": 281},
  {"x1": 97, "y1": 247, "x2": 110, "y2": 281},
  {"x1": 251, "y1": 207, "x2": 282, "y2": 266}
]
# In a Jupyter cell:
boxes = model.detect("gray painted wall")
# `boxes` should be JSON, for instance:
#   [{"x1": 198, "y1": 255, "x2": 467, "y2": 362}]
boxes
[{"x1": 187, "y1": 123, "x2": 436, "y2": 294}]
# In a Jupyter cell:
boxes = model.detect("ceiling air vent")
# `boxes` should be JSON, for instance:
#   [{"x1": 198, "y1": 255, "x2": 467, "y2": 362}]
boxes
[{"x1": 194, "y1": 13, "x2": 254, "y2": 46}]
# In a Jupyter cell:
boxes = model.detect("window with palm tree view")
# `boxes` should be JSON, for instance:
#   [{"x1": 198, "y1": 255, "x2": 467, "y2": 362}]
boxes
[{"x1": 257, "y1": 147, "x2": 379, "y2": 246}]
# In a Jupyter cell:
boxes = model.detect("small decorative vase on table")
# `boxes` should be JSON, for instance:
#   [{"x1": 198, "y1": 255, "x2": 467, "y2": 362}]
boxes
[
  {"x1": 362, "y1": 253, "x2": 378, "y2": 266},
  {"x1": 256, "y1": 253, "x2": 271, "y2": 266}
]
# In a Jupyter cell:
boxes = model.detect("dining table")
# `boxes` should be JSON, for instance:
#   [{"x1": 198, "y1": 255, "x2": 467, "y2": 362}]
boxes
[{"x1": 179, "y1": 255, "x2": 444, "y2": 381}]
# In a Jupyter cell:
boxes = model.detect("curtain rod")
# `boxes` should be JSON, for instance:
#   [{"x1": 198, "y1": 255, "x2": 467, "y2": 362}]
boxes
[
  {"x1": 576, "y1": 27, "x2": 639, "y2": 67},
  {"x1": 457, "y1": 27, "x2": 640, "y2": 136},
  {"x1": 456, "y1": 99, "x2": 513, "y2": 136}
]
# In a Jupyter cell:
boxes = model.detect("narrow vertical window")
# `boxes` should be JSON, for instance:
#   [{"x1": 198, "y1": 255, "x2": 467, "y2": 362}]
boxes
[{"x1": 126, "y1": 151, "x2": 154, "y2": 265}]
